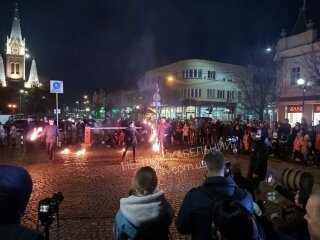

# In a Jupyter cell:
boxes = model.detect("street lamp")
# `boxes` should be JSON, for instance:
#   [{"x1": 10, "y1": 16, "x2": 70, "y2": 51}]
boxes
[
  {"x1": 8, "y1": 104, "x2": 17, "y2": 114},
  {"x1": 297, "y1": 78, "x2": 312, "y2": 119},
  {"x1": 19, "y1": 89, "x2": 27, "y2": 114}
]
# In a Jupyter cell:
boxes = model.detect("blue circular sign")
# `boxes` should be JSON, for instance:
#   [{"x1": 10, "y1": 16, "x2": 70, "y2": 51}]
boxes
[{"x1": 53, "y1": 82, "x2": 61, "y2": 89}]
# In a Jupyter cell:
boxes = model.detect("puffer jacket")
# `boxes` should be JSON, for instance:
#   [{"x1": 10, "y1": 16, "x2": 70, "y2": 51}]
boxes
[{"x1": 176, "y1": 176, "x2": 254, "y2": 240}]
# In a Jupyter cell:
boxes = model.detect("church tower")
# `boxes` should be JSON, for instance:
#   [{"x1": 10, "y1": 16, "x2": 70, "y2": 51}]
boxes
[
  {"x1": 6, "y1": 3, "x2": 26, "y2": 83},
  {"x1": 25, "y1": 58, "x2": 40, "y2": 88}
]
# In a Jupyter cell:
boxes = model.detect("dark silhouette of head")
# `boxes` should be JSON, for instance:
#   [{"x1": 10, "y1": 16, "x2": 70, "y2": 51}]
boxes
[
  {"x1": 0, "y1": 166, "x2": 33, "y2": 224},
  {"x1": 212, "y1": 199, "x2": 261, "y2": 240}
]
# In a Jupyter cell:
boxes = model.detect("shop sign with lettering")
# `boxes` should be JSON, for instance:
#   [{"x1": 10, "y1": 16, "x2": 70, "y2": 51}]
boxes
[
  {"x1": 287, "y1": 105, "x2": 303, "y2": 113},
  {"x1": 314, "y1": 104, "x2": 320, "y2": 112}
]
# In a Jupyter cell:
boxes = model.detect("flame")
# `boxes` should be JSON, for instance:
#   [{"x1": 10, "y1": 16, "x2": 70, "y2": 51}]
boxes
[
  {"x1": 30, "y1": 127, "x2": 43, "y2": 141},
  {"x1": 149, "y1": 129, "x2": 157, "y2": 142},
  {"x1": 75, "y1": 149, "x2": 86, "y2": 156},
  {"x1": 152, "y1": 142, "x2": 160, "y2": 152},
  {"x1": 61, "y1": 148, "x2": 70, "y2": 155}
]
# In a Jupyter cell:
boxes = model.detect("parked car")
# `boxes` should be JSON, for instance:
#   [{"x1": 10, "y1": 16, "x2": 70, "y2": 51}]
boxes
[{"x1": 14, "y1": 119, "x2": 28, "y2": 134}]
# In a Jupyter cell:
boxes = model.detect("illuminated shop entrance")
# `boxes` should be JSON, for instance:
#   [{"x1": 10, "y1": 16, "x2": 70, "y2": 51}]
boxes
[
  {"x1": 313, "y1": 104, "x2": 320, "y2": 125},
  {"x1": 287, "y1": 105, "x2": 303, "y2": 125}
]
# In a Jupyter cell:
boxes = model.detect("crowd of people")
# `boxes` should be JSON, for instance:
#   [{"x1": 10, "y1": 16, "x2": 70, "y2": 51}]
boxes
[
  {"x1": 113, "y1": 151, "x2": 319, "y2": 240},
  {"x1": 145, "y1": 117, "x2": 320, "y2": 167}
]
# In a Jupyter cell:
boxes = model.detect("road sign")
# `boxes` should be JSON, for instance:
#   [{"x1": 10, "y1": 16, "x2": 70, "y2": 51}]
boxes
[
  {"x1": 54, "y1": 109, "x2": 61, "y2": 114},
  {"x1": 152, "y1": 102, "x2": 161, "y2": 107},
  {"x1": 153, "y1": 93, "x2": 160, "y2": 102},
  {"x1": 50, "y1": 80, "x2": 64, "y2": 94}
]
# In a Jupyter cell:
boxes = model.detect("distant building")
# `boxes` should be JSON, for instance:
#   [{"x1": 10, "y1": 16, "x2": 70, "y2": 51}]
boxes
[
  {"x1": 0, "y1": 3, "x2": 40, "y2": 89},
  {"x1": 105, "y1": 59, "x2": 257, "y2": 120},
  {"x1": 274, "y1": 2, "x2": 320, "y2": 125},
  {"x1": 142, "y1": 59, "x2": 249, "y2": 120}
]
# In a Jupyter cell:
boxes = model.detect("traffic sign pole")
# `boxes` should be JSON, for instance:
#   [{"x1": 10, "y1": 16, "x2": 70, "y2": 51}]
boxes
[
  {"x1": 56, "y1": 93, "x2": 59, "y2": 146},
  {"x1": 50, "y1": 80, "x2": 64, "y2": 147}
]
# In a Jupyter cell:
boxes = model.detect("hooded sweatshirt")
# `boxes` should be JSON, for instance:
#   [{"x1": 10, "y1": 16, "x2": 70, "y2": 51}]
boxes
[
  {"x1": 113, "y1": 190, "x2": 173, "y2": 240},
  {"x1": 0, "y1": 165, "x2": 45, "y2": 240}
]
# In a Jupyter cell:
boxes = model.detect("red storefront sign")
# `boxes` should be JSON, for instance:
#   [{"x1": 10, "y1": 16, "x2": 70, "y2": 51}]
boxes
[
  {"x1": 314, "y1": 104, "x2": 320, "y2": 112},
  {"x1": 287, "y1": 105, "x2": 303, "y2": 113}
]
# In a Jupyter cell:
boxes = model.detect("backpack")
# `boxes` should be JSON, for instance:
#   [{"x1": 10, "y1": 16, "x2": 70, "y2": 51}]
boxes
[
  {"x1": 134, "y1": 219, "x2": 172, "y2": 240},
  {"x1": 200, "y1": 185, "x2": 265, "y2": 240}
]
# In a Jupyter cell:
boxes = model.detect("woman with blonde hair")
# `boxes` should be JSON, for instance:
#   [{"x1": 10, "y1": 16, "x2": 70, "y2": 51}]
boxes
[{"x1": 113, "y1": 166, "x2": 174, "y2": 240}]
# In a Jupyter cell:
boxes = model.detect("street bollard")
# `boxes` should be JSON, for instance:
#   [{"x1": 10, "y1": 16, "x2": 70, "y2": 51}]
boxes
[{"x1": 81, "y1": 126, "x2": 91, "y2": 147}]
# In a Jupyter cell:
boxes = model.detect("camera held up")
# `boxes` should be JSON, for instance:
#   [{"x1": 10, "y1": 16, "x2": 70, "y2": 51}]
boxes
[{"x1": 37, "y1": 192, "x2": 64, "y2": 240}]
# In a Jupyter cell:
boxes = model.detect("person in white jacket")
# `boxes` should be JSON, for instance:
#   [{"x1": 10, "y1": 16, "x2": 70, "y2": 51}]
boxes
[{"x1": 113, "y1": 166, "x2": 174, "y2": 240}]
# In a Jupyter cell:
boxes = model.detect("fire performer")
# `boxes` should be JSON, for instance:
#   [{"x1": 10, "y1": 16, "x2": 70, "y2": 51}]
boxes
[
  {"x1": 158, "y1": 117, "x2": 170, "y2": 155},
  {"x1": 42, "y1": 118, "x2": 60, "y2": 160},
  {"x1": 122, "y1": 121, "x2": 139, "y2": 162}
]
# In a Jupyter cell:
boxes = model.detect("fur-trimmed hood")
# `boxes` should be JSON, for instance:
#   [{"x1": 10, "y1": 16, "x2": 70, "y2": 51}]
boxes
[{"x1": 120, "y1": 190, "x2": 169, "y2": 227}]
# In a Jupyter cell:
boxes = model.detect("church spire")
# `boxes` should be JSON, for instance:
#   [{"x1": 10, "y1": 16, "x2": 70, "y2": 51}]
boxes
[
  {"x1": 10, "y1": 3, "x2": 23, "y2": 43},
  {"x1": 290, "y1": 0, "x2": 309, "y2": 36},
  {"x1": 0, "y1": 55, "x2": 6, "y2": 87},
  {"x1": 25, "y1": 58, "x2": 40, "y2": 88}
]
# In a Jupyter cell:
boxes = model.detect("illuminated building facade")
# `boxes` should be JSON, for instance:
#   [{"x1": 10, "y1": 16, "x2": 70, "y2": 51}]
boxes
[
  {"x1": 274, "y1": 4, "x2": 320, "y2": 125},
  {"x1": 142, "y1": 59, "x2": 249, "y2": 120}
]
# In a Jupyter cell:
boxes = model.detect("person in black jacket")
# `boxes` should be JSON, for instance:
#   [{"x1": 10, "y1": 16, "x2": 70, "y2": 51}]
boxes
[
  {"x1": 247, "y1": 127, "x2": 268, "y2": 201},
  {"x1": 122, "y1": 121, "x2": 139, "y2": 162},
  {"x1": 176, "y1": 151, "x2": 254, "y2": 240},
  {"x1": 0, "y1": 165, "x2": 45, "y2": 240},
  {"x1": 231, "y1": 162, "x2": 255, "y2": 201}
]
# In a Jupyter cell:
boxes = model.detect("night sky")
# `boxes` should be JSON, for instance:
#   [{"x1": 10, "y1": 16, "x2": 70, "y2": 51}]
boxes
[{"x1": 0, "y1": 0, "x2": 320, "y2": 104}]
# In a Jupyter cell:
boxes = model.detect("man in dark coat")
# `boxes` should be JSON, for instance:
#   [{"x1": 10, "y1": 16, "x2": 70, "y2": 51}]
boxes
[
  {"x1": 42, "y1": 118, "x2": 59, "y2": 160},
  {"x1": 0, "y1": 165, "x2": 45, "y2": 240},
  {"x1": 176, "y1": 151, "x2": 254, "y2": 240},
  {"x1": 247, "y1": 127, "x2": 268, "y2": 200},
  {"x1": 122, "y1": 122, "x2": 139, "y2": 162}
]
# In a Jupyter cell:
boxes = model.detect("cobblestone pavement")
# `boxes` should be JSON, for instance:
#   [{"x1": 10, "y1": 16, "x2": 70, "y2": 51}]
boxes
[{"x1": 0, "y1": 144, "x2": 319, "y2": 240}]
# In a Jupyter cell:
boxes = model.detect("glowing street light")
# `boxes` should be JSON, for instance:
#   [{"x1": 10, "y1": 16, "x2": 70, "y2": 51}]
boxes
[
  {"x1": 297, "y1": 78, "x2": 313, "y2": 119},
  {"x1": 167, "y1": 75, "x2": 174, "y2": 82},
  {"x1": 8, "y1": 103, "x2": 17, "y2": 113}
]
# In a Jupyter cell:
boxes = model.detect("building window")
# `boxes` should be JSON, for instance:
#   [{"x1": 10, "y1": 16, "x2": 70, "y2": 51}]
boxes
[
  {"x1": 191, "y1": 88, "x2": 194, "y2": 97},
  {"x1": 195, "y1": 88, "x2": 198, "y2": 98},
  {"x1": 208, "y1": 71, "x2": 216, "y2": 80},
  {"x1": 187, "y1": 89, "x2": 190, "y2": 97},
  {"x1": 16, "y1": 63, "x2": 20, "y2": 74},
  {"x1": 290, "y1": 67, "x2": 300, "y2": 85},
  {"x1": 217, "y1": 90, "x2": 225, "y2": 99},
  {"x1": 227, "y1": 91, "x2": 234, "y2": 100},
  {"x1": 183, "y1": 69, "x2": 203, "y2": 79},
  {"x1": 207, "y1": 89, "x2": 215, "y2": 98},
  {"x1": 11, "y1": 63, "x2": 14, "y2": 74},
  {"x1": 199, "y1": 89, "x2": 202, "y2": 98}
]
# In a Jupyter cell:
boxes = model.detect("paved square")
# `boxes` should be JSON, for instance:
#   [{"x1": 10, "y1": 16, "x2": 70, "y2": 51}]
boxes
[{"x1": 1, "y1": 145, "x2": 319, "y2": 240}]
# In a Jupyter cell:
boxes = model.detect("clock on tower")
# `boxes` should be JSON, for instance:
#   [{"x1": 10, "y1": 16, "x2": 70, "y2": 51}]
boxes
[{"x1": 11, "y1": 44, "x2": 19, "y2": 54}]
